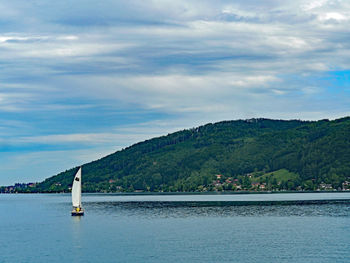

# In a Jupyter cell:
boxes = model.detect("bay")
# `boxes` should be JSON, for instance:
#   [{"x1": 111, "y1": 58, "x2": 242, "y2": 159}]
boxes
[{"x1": 0, "y1": 193, "x2": 349, "y2": 263}]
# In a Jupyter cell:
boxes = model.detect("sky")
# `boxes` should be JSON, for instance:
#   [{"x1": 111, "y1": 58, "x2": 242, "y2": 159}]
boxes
[{"x1": 1, "y1": 0, "x2": 350, "y2": 185}]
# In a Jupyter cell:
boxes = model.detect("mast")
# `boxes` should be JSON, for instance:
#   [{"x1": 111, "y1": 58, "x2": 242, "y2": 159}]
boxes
[{"x1": 72, "y1": 167, "x2": 82, "y2": 208}]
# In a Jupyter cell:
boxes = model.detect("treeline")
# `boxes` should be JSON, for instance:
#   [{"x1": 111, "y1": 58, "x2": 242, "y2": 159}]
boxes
[{"x1": 24, "y1": 117, "x2": 350, "y2": 193}]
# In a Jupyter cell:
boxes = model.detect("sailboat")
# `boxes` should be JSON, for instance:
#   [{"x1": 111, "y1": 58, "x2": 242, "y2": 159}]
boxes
[{"x1": 71, "y1": 167, "x2": 84, "y2": 216}]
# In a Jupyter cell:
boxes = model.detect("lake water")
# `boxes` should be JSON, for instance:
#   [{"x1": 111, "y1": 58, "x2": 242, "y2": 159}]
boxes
[{"x1": 1, "y1": 193, "x2": 350, "y2": 263}]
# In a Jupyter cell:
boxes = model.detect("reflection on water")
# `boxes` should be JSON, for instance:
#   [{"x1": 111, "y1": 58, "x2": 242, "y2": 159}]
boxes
[
  {"x1": 72, "y1": 215, "x2": 83, "y2": 222},
  {"x1": 86, "y1": 200, "x2": 350, "y2": 218}
]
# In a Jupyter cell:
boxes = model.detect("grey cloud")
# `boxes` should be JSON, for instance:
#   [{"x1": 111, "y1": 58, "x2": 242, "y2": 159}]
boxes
[{"x1": 1, "y1": 0, "x2": 350, "y2": 118}]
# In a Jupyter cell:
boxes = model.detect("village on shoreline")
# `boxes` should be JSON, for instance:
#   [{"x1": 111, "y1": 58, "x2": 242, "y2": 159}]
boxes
[{"x1": 1, "y1": 173, "x2": 350, "y2": 194}]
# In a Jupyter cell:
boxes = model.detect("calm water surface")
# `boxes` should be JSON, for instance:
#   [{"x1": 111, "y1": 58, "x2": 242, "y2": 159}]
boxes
[{"x1": 1, "y1": 193, "x2": 350, "y2": 263}]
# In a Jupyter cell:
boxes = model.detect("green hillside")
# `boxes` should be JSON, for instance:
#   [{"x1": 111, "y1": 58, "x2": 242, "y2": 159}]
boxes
[{"x1": 19, "y1": 117, "x2": 350, "y2": 192}]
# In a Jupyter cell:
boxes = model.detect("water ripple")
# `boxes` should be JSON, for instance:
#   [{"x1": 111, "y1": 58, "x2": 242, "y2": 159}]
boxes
[{"x1": 85, "y1": 200, "x2": 350, "y2": 218}]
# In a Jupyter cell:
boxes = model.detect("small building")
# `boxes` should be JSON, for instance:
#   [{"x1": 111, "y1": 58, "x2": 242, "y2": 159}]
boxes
[
  {"x1": 342, "y1": 181, "x2": 350, "y2": 190},
  {"x1": 216, "y1": 174, "x2": 223, "y2": 180},
  {"x1": 319, "y1": 183, "x2": 333, "y2": 190}
]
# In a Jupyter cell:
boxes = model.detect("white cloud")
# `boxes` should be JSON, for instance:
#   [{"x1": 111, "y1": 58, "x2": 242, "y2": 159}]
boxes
[
  {"x1": 319, "y1": 12, "x2": 348, "y2": 21},
  {"x1": 61, "y1": 72, "x2": 281, "y2": 116},
  {"x1": 0, "y1": 33, "x2": 133, "y2": 59},
  {"x1": 1, "y1": 120, "x2": 192, "y2": 149},
  {"x1": 302, "y1": 0, "x2": 329, "y2": 11},
  {"x1": 17, "y1": 132, "x2": 144, "y2": 145},
  {"x1": 0, "y1": 92, "x2": 35, "y2": 112}
]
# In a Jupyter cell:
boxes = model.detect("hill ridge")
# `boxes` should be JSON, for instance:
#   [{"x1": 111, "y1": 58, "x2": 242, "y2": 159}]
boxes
[{"x1": 3, "y1": 117, "x2": 350, "y2": 193}]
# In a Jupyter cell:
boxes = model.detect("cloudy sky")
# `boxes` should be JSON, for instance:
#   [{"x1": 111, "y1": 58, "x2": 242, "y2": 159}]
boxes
[{"x1": 1, "y1": 0, "x2": 350, "y2": 185}]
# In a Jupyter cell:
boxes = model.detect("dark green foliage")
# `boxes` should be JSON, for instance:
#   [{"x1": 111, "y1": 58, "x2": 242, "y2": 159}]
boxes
[{"x1": 32, "y1": 117, "x2": 350, "y2": 192}]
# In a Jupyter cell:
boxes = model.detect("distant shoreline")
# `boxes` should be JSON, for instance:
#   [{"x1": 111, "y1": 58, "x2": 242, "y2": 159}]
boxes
[{"x1": 1, "y1": 190, "x2": 350, "y2": 195}]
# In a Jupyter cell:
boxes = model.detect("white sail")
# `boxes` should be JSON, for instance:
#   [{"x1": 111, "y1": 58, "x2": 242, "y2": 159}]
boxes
[{"x1": 72, "y1": 167, "x2": 82, "y2": 208}]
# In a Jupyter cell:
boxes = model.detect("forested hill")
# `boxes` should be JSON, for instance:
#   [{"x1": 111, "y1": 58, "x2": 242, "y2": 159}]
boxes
[{"x1": 27, "y1": 117, "x2": 350, "y2": 192}]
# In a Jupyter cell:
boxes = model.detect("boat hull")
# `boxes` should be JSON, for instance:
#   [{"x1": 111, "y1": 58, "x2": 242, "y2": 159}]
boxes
[{"x1": 71, "y1": 210, "x2": 84, "y2": 216}]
